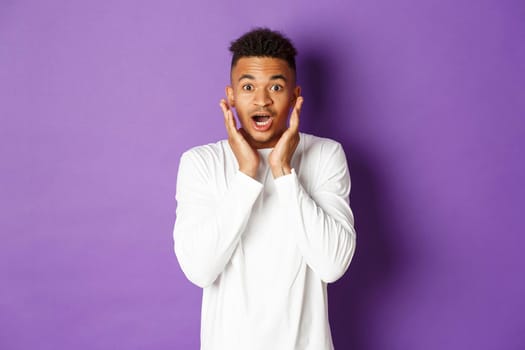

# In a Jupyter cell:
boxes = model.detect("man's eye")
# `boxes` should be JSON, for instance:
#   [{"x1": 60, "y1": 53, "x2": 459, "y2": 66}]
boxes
[
  {"x1": 242, "y1": 84, "x2": 254, "y2": 91},
  {"x1": 270, "y1": 85, "x2": 283, "y2": 92}
]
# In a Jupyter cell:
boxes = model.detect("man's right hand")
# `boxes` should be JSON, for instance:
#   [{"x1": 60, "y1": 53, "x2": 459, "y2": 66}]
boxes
[{"x1": 220, "y1": 99, "x2": 259, "y2": 179}]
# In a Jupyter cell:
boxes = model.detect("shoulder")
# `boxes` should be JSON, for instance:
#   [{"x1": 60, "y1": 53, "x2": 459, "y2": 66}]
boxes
[
  {"x1": 178, "y1": 140, "x2": 233, "y2": 177},
  {"x1": 299, "y1": 133, "x2": 345, "y2": 158},
  {"x1": 180, "y1": 139, "x2": 230, "y2": 164}
]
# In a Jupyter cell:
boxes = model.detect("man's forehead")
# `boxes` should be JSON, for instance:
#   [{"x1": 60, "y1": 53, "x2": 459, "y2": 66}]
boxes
[{"x1": 231, "y1": 56, "x2": 293, "y2": 79}]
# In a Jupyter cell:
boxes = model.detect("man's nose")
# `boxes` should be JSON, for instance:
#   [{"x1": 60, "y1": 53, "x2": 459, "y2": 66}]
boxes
[{"x1": 254, "y1": 89, "x2": 272, "y2": 107}]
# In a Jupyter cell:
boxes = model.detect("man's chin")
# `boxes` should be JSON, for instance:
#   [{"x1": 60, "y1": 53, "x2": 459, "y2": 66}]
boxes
[{"x1": 245, "y1": 131, "x2": 279, "y2": 149}]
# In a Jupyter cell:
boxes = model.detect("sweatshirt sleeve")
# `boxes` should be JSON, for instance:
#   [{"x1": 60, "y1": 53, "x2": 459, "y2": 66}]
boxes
[
  {"x1": 274, "y1": 142, "x2": 356, "y2": 283},
  {"x1": 173, "y1": 149, "x2": 263, "y2": 288}
]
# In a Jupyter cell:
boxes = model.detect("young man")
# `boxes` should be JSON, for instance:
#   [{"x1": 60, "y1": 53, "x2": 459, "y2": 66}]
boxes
[{"x1": 173, "y1": 28, "x2": 356, "y2": 350}]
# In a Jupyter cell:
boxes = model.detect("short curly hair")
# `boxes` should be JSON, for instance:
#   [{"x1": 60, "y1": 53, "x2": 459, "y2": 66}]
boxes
[{"x1": 229, "y1": 28, "x2": 297, "y2": 72}]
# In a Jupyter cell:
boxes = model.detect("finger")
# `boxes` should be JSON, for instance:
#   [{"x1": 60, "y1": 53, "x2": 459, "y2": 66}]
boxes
[
  {"x1": 220, "y1": 99, "x2": 237, "y2": 137},
  {"x1": 220, "y1": 99, "x2": 231, "y2": 131},
  {"x1": 220, "y1": 99, "x2": 233, "y2": 122},
  {"x1": 219, "y1": 99, "x2": 229, "y2": 116},
  {"x1": 289, "y1": 96, "x2": 303, "y2": 133}
]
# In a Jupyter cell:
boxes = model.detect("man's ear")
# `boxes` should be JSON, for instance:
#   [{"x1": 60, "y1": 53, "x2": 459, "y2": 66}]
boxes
[
  {"x1": 294, "y1": 85, "x2": 302, "y2": 100},
  {"x1": 291, "y1": 85, "x2": 302, "y2": 105},
  {"x1": 226, "y1": 86, "x2": 235, "y2": 107}
]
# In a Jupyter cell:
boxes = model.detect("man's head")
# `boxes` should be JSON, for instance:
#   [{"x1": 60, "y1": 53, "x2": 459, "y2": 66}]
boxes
[
  {"x1": 229, "y1": 28, "x2": 297, "y2": 79},
  {"x1": 226, "y1": 28, "x2": 301, "y2": 149}
]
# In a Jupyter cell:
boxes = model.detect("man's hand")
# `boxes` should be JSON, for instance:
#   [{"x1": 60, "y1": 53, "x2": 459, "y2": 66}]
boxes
[
  {"x1": 269, "y1": 97, "x2": 303, "y2": 178},
  {"x1": 220, "y1": 99, "x2": 259, "y2": 179}
]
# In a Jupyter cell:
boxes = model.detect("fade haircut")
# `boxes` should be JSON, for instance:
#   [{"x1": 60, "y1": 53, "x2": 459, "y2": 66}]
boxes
[{"x1": 229, "y1": 28, "x2": 297, "y2": 72}]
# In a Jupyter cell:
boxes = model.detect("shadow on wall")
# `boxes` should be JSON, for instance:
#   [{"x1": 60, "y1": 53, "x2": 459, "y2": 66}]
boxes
[{"x1": 298, "y1": 47, "x2": 405, "y2": 349}]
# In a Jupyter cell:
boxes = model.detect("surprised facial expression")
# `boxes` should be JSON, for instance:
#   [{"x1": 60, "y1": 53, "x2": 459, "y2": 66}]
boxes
[{"x1": 226, "y1": 57, "x2": 301, "y2": 149}]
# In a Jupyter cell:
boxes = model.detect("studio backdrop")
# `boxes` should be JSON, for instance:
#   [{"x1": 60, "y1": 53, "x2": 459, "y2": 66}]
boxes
[{"x1": 1, "y1": 0, "x2": 524, "y2": 349}]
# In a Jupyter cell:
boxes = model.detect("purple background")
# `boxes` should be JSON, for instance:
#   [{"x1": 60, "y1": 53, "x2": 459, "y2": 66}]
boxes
[{"x1": 1, "y1": 0, "x2": 524, "y2": 349}]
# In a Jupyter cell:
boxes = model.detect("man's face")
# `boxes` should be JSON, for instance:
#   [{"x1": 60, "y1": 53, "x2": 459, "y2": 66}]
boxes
[{"x1": 226, "y1": 57, "x2": 301, "y2": 149}]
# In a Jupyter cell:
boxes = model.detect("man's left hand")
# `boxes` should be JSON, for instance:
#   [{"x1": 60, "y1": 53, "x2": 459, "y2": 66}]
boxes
[{"x1": 269, "y1": 97, "x2": 303, "y2": 178}]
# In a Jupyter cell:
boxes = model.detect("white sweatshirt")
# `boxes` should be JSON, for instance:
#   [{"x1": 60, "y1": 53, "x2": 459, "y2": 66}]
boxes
[{"x1": 173, "y1": 133, "x2": 356, "y2": 350}]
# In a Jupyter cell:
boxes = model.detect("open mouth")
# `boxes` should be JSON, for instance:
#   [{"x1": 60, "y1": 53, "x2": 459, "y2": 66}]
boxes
[
  {"x1": 252, "y1": 114, "x2": 271, "y2": 127},
  {"x1": 250, "y1": 110, "x2": 274, "y2": 131}
]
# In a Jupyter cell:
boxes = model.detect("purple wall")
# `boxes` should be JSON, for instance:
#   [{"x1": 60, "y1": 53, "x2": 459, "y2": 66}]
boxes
[{"x1": 1, "y1": 1, "x2": 524, "y2": 349}]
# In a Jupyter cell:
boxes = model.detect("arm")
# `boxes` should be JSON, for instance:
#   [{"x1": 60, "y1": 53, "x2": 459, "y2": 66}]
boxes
[
  {"x1": 274, "y1": 143, "x2": 356, "y2": 283},
  {"x1": 173, "y1": 99, "x2": 262, "y2": 288},
  {"x1": 173, "y1": 150, "x2": 262, "y2": 288},
  {"x1": 268, "y1": 97, "x2": 356, "y2": 282}
]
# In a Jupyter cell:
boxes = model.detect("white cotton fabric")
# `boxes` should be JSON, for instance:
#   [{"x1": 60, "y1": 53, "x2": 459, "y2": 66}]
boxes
[{"x1": 173, "y1": 133, "x2": 356, "y2": 350}]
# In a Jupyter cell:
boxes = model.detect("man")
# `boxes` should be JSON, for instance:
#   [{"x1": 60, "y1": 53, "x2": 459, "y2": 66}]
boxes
[{"x1": 173, "y1": 28, "x2": 356, "y2": 350}]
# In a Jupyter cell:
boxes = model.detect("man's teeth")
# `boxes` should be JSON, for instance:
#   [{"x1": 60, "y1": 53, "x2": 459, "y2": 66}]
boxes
[
  {"x1": 253, "y1": 115, "x2": 271, "y2": 126},
  {"x1": 255, "y1": 119, "x2": 271, "y2": 126}
]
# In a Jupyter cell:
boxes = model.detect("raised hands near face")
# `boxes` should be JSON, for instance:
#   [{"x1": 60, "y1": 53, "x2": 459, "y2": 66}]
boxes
[
  {"x1": 269, "y1": 96, "x2": 303, "y2": 178},
  {"x1": 220, "y1": 96, "x2": 304, "y2": 180},
  {"x1": 220, "y1": 99, "x2": 259, "y2": 178}
]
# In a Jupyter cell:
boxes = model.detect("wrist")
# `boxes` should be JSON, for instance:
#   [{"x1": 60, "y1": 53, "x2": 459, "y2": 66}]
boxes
[
  {"x1": 239, "y1": 166, "x2": 258, "y2": 179},
  {"x1": 271, "y1": 164, "x2": 291, "y2": 178}
]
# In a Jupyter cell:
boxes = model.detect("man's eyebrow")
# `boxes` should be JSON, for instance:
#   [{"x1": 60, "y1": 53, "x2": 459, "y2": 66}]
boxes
[
  {"x1": 238, "y1": 74, "x2": 255, "y2": 82},
  {"x1": 270, "y1": 74, "x2": 287, "y2": 82},
  {"x1": 237, "y1": 74, "x2": 288, "y2": 82}
]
